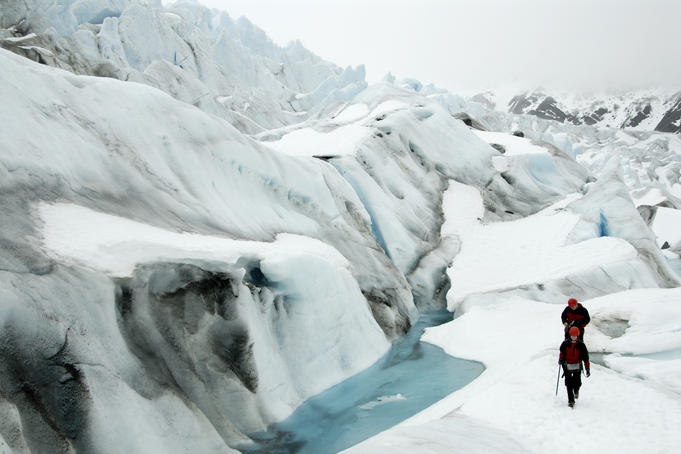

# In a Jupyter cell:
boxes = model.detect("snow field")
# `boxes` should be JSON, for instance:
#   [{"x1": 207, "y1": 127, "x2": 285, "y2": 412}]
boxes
[
  {"x1": 423, "y1": 291, "x2": 681, "y2": 454},
  {"x1": 442, "y1": 181, "x2": 637, "y2": 307},
  {"x1": 37, "y1": 202, "x2": 352, "y2": 278},
  {"x1": 346, "y1": 181, "x2": 681, "y2": 454},
  {"x1": 586, "y1": 288, "x2": 681, "y2": 394},
  {"x1": 459, "y1": 353, "x2": 681, "y2": 454},
  {"x1": 651, "y1": 207, "x2": 681, "y2": 249},
  {"x1": 331, "y1": 103, "x2": 369, "y2": 122},
  {"x1": 263, "y1": 98, "x2": 413, "y2": 158},
  {"x1": 631, "y1": 187, "x2": 668, "y2": 207},
  {"x1": 473, "y1": 130, "x2": 552, "y2": 157},
  {"x1": 339, "y1": 413, "x2": 527, "y2": 454},
  {"x1": 347, "y1": 289, "x2": 681, "y2": 454},
  {"x1": 263, "y1": 123, "x2": 373, "y2": 157}
]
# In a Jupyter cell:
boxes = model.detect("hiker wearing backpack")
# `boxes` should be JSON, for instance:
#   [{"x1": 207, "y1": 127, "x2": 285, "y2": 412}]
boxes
[
  {"x1": 561, "y1": 297, "x2": 590, "y2": 341},
  {"x1": 559, "y1": 326, "x2": 590, "y2": 408}
]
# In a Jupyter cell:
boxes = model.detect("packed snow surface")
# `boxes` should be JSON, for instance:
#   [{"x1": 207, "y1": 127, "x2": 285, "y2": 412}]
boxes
[
  {"x1": 38, "y1": 202, "x2": 350, "y2": 277},
  {"x1": 344, "y1": 185, "x2": 681, "y2": 454},
  {"x1": 473, "y1": 130, "x2": 551, "y2": 156},
  {"x1": 368, "y1": 100, "x2": 409, "y2": 117},
  {"x1": 442, "y1": 183, "x2": 637, "y2": 306},
  {"x1": 264, "y1": 124, "x2": 372, "y2": 157},
  {"x1": 652, "y1": 207, "x2": 681, "y2": 248},
  {"x1": 632, "y1": 187, "x2": 668, "y2": 207},
  {"x1": 332, "y1": 103, "x2": 370, "y2": 122}
]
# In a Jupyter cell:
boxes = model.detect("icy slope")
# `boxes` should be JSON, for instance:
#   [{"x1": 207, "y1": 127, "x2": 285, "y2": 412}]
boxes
[
  {"x1": 339, "y1": 78, "x2": 681, "y2": 454},
  {"x1": 441, "y1": 91, "x2": 681, "y2": 237},
  {"x1": 0, "y1": 46, "x2": 410, "y2": 452},
  {"x1": 339, "y1": 88, "x2": 681, "y2": 452},
  {"x1": 345, "y1": 184, "x2": 681, "y2": 454},
  {"x1": 0, "y1": 38, "x2": 628, "y2": 451},
  {"x1": 2, "y1": 35, "x2": 594, "y2": 451},
  {"x1": 258, "y1": 81, "x2": 589, "y2": 306}
]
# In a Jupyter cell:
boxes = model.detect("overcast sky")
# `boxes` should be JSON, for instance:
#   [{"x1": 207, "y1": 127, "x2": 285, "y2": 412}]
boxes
[{"x1": 196, "y1": 0, "x2": 681, "y2": 95}]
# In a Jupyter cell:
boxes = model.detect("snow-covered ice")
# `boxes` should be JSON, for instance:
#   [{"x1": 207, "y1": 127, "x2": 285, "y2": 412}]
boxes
[
  {"x1": 1, "y1": 2, "x2": 680, "y2": 453},
  {"x1": 473, "y1": 130, "x2": 552, "y2": 156},
  {"x1": 344, "y1": 181, "x2": 681, "y2": 454},
  {"x1": 651, "y1": 207, "x2": 681, "y2": 248},
  {"x1": 264, "y1": 124, "x2": 372, "y2": 157},
  {"x1": 332, "y1": 103, "x2": 370, "y2": 123},
  {"x1": 442, "y1": 182, "x2": 638, "y2": 306},
  {"x1": 38, "y1": 202, "x2": 351, "y2": 277}
]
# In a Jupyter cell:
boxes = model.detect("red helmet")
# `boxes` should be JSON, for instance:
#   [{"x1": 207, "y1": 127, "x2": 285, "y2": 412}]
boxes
[
  {"x1": 568, "y1": 298, "x2": 578, "y2": 308},
  {"x1": 569, "y1": 326, "x2": 580, "y2": 336}
]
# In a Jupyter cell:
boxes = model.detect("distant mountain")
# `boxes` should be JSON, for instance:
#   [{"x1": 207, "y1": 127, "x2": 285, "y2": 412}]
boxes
[
  {"x1": 499, "y1": 90, "x2": 681, "y2": 133},
  {"x1": 656, "y1": 94, "x2": 681, "y2": 133}
]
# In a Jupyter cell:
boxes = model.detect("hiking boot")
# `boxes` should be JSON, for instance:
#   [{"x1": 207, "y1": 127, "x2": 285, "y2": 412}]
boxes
[
  {"x1": 574, "y1": 390, "x2": 579, "y2": 399},
  {"x1": 568, "y1": 401, "x2": 575, "y2": 408}
]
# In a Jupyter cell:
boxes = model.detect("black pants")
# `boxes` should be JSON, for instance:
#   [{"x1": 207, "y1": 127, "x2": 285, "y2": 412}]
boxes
[{"x1": 564, "y1": 368, "x2": 582, "y2": 403}]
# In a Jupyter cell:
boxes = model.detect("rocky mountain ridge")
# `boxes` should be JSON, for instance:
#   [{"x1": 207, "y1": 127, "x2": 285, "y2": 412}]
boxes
[{"x1": 503, "y1": 89, "x2": 681, "y2": 133}]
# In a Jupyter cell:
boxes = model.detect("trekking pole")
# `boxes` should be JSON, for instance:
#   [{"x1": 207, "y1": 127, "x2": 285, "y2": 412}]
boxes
[{"x1": 555, "y1": 363, "x2": 561, "y2": 396}]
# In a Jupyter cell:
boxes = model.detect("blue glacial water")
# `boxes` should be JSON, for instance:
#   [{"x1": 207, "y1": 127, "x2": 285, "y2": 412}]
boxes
[{"x1": 240, "y1": 310, "x2": 484, "y2": 454}]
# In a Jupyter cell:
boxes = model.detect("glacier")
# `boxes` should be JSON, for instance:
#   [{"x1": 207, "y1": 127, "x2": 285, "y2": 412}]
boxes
[{"x1": 1, "y1": 1, "x2": 681, "y2": 453}]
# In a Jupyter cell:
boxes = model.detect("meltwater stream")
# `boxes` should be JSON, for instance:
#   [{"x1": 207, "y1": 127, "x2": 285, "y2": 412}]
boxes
[{"x1": 241, "y1": 310, "x2": 484, "y2": 454}]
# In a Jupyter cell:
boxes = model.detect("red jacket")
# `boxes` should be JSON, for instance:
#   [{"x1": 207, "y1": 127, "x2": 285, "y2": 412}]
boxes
[
  {"x1": 561, "y1": 303, "x2": 590, "y2": 328},
  {"x1": 559, "y1": 339, "x2": 590, "y2": 369}
]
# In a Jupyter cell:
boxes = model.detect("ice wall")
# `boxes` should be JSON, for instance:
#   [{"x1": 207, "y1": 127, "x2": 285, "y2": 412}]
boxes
[
  {"x1": 0, "y1": 0, "x2": 365, "y2": 133},
  {"x1": 0, "y1": 47, "x2": 404, "y2": 452}
]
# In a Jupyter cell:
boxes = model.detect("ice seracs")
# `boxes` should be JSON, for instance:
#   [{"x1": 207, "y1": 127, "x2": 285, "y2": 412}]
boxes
[
  {"x1": 0, "y1": 0, "x2": 365, "y2": 133},
  {"x1": 0, "y1": 45, "x2": 411, "y2": 451}
]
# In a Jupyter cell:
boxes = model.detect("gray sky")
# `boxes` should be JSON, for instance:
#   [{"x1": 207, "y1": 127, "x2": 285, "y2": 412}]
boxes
[{"x1": 197, "y1": 0, "x2": 681, "y2": 95}]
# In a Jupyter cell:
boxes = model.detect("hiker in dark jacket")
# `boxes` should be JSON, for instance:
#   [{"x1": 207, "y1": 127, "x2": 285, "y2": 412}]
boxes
[
  {"x1": 561, "y1": 297, "x2": 590, "y2": 340},
  {"x1": 559, "y1": 326, "x2": 591, "y2": 408}
]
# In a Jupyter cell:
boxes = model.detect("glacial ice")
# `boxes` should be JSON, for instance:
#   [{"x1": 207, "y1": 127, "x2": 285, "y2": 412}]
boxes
[
  {"x1": 240, "y1": 310, "x2": 482, "y2": 454},
  {"x1": 1, "y1": 1, "x2": 680, "y2": 453},
  {"x1": 348, "y1": 196, "x2": 681, "y2": 454},
  {"x1": 0, "y1": 46, "x2": 409, "y2": 451},
  {"x1": 0, "y1": 0, "x2": 363, "y2": 133}
]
